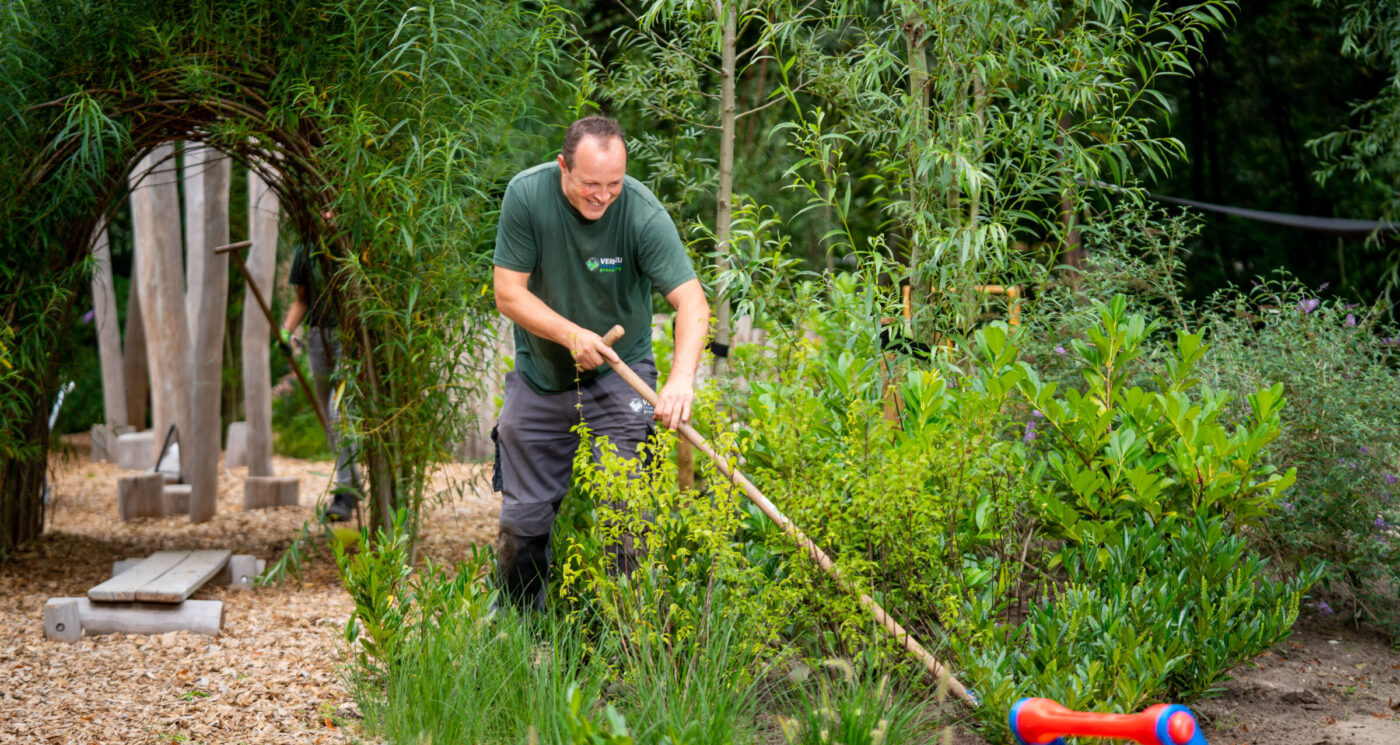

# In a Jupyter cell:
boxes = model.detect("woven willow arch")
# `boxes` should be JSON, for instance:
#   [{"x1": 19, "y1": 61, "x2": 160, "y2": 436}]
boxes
[{"x1": 1, "y1": 1, "x2": 565, "y2": 552}]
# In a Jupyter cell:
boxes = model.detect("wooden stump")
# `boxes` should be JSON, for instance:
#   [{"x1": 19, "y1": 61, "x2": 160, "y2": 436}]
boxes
[
  {"x1": 43, "y1": 598, "x2": 82, "y2": 642},
  {"x1": 163, "y1": 484, "x2": 191, "y2": 515},
  {"x1": 224, "y1": 421, "x2": 248, "y2": 469},
  {"x1": 44, "y1": 598, "x2": 224, "y2": 641},
  {"x1": 118, "y1": 472, "x2": 165, "y2": 520},
  {"x1": 217, "y1": 555, "x2": 267, "y2": 590},
  {"x1": 115, "y1": 430, "x2": 155, "y2": 470},
  {"x1": 90, "y1": 423, "x2": 134, "y2": 463},
  {"x1": 243, "y1": 476, "x2": 299, "y2": 510}
]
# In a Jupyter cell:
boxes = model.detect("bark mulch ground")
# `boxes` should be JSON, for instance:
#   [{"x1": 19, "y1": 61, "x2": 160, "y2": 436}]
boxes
[
  {"x1": 5, "y1": 435, "x2": 1400, "y2": 744},
  {"x1": 0, "y1": 435, "x2": 496, "y2": 744}
]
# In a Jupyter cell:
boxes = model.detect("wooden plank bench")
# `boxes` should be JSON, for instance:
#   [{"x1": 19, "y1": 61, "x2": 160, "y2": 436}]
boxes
[{"x1": 87, "y1": 549, "x2": 232, "y2": 604}]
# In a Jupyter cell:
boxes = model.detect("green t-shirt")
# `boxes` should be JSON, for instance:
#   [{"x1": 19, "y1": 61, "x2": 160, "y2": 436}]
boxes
[
  {"x1": 289, "y1": 245, "x2": 337, "y2": 328},
  {"x1": 493, "y1": 161, "x2": 696, "y2": 393}
]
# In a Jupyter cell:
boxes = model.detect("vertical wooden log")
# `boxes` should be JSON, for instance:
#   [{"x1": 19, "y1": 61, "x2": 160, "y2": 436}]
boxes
[
  {"x1": 242, "y1": 166, "x2": 278, "y2": 477},
  {"x1": 183, "y1": 144, "x2": 208, "y2": 343},
  {"x1": 143, "y1": 144, "x2": 194, "y2": 482},
  {"x1": 90, "y1": 222, "x2": 128, "y2": 428},
  {"x1": 129, "y1": 153, "x2": 165, "y2": 438},
  {"x1": 189, "y1": 151, "x2": 231, "y2": 523},
  {"x1": 122, "y1": 281, "x2": 149, "y2": 429}
]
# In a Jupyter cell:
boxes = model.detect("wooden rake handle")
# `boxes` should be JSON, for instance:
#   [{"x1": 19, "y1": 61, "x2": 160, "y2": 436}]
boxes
[{"x1": 599, "y1": 325, "x2": 977, "y2": 707}]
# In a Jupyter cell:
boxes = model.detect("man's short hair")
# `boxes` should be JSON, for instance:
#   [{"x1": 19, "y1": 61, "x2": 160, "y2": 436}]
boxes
[{"x1": 562, "y1": 115, "x2": 626, "y2": 169}]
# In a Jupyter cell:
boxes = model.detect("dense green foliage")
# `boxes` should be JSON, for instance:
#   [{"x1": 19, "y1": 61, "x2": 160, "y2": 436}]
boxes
[{"x1": 0, "y1": 0, "x2": 565, "y2": 549}]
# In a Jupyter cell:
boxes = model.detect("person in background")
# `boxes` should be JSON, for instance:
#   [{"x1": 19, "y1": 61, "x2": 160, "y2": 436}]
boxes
[{"x1": 279, "y1": 228, "x2": 360, "y2": 522}]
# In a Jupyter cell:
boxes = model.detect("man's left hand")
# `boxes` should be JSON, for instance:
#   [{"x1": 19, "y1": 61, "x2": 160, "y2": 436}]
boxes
[{"x1": 653, "y1": 375, "x2": 694, "y2": 430}]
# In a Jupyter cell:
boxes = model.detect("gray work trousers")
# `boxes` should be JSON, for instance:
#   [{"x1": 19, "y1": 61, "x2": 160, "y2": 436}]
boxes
[
  {"x1": 307, "y1": 326, "x2": 358, "y2": 491},
  {"x1": 493, "y1": 360, "x2": 658, "y2": 538}
]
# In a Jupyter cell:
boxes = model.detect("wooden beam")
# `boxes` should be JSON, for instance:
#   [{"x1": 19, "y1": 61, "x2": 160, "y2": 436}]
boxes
[
  {"x1": 88, "y1": 549, "x2": 232, "y2": 603},
  {"x1": 88, "y1": 550, "x2": 187, "y2": 601},
  {"x1": 45, "y1": 598, "x2": 224, "y2": 641}
]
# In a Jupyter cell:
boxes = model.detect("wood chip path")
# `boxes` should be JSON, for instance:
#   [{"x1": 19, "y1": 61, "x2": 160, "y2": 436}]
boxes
[{"x1": 0, "y1": 435, "x2": 498, "y2": 744}]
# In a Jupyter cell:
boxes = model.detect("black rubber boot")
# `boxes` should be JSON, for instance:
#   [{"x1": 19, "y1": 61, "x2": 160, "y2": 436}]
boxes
[
  {"x1": 495, "y1": 531, "x2": 551, "y2": 612},
  {"x1": 324, "y1": 489, "x2": 358, "y2": 522}
]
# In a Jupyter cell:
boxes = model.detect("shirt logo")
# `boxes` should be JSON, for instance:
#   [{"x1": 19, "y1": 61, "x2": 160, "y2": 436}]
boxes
[{"x1": 586, "y1": 256, "x2": 623, "y2": 273}]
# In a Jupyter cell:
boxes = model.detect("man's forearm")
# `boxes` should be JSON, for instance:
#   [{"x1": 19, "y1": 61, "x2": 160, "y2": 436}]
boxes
[
  {"x1": 496, "y1": 285, "x2": 584, "y2": 349},
  {"x1": 668, "y1": 284, "x2": 710, "y2": 383}
]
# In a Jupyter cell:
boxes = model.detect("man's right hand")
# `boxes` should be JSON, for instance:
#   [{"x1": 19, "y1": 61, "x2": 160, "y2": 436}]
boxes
[{"x1": 563, "y1": 326, "x2": 621, "y2": 371}]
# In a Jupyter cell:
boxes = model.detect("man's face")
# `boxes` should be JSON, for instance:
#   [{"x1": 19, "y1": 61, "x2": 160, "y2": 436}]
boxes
[{"x1": 558, "y1": 135, "x2": 626, "y2": 221}]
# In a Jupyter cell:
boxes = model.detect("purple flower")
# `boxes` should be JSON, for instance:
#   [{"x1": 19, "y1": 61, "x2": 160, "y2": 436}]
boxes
[
  {"x1": 1345, "y1": 313, "x2": 1357, "y2": 328},
  {"x1": 1375, "y1": 516, "x2": 1388, "y2": 530},
  {"x1": 1316, "y1": 600, "x2": 1334, "y2": 615},
  {"x1": 1023, "y1": 420, "x2": 1038, "y2": 443},
  {"x1": 1298, "y1": 298, "x2": 1320, "y2": 314},
  {"x1": 1032, "y1": 409, "x2": 1045, "y2": 419},
  {"x1": 1280, "y1": 501, "x2": 1295, "y2": 511},
  {"x1": 80, "y1": 309, "x2": 95, "y2": 324},
  {"x1": 1385, "y1": 474, "x2": 1398, "y2": 487},
  {"x1": 1054, "y1": 345, "x2": 1067, "y2": 356},
  {"x1": 1360, "y1": 446, "x2": 1370, "y2": 455}
]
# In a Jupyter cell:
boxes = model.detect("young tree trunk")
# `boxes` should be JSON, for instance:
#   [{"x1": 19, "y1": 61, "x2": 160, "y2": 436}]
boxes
[
  {"x1": 902, "y1": 3, "x2": 930, "y2": 333},
  {"x1": 91, "y1": 222, "x2": 128, "y2": 428},
  {"x1": 1057, "y1": 113, "x2": 1083, "y2": 270},
  {"x1": 123, "y1": 280, "x2": 149, "y2": 429},
  {"x1": 0, "y1": 407, "x2": 48, "y2": 555},
  {"x1": 242, "y1": 167, "x2": 279, "y2": 477},
  {"x1": 188, "y1": 152, "x2": 230, "y2": 523},
  {"x1": 711, "y1": 0, "x2": 737, "y2": 376}
]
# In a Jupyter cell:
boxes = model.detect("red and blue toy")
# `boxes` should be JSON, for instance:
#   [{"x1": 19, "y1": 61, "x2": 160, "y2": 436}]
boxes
[{"x1": 1009, "y1": 697, "x2": 1209, "y2": 745}]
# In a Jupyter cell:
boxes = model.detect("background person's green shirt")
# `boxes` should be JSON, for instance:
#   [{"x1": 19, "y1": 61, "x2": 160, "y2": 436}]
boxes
[{"x1": 493, "y1": 161, "x2": 696, "y2": 394}]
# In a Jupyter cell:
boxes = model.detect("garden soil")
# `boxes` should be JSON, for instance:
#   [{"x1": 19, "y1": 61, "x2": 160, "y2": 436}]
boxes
[{"x1": 2, "y1": 434, "x2": 1398, "y2": 745}]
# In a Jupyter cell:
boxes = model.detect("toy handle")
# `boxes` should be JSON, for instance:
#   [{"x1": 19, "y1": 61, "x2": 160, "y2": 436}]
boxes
[{"x1": 1009, "y1": 698, "x2": 1208, "y2": 745}]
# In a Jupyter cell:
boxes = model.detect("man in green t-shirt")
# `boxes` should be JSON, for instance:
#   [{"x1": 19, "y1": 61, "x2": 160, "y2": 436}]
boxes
[{"x1": 491, "y1": 114, "x2": 710, "y2": 610}]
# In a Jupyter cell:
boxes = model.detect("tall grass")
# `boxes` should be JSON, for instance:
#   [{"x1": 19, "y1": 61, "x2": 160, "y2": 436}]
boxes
[{"x1": 352, "y1": 597, "x2": 605, "y2": 745}]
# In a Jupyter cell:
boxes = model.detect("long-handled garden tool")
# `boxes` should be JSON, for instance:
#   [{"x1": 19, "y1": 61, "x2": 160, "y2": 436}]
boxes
[{"x1": 599, "y1": 325, "x2": 978, "y2": 706}]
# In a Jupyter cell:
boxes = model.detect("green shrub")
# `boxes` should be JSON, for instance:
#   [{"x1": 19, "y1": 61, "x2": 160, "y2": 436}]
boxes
[
  {"x1": 727, "y1": 290, "x2": 1309, "y2": 741},
  {"x1": 1196, "y1": 279, "x2": 1400, "y2": 639}
]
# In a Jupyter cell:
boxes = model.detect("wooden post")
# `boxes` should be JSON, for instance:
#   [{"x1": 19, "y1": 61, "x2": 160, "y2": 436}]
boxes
[
  {"x1": 129, "y1": 151, "x2": 165, "y2": 439},
  {"x1": 122, "y1": 281, "x2": 149, "y2": 429},
  {"x1": 242, "y1": 166, "x2": 279, "y2": 477},
  {"x1": 90, "y1": 222, "x2": 128, "y2": 430},
  {"x1": 131, "y1": 145, "x2": 192, "y2": 468},
  {"x1": 188, "y1": 150, "x2": 230, "y2": 523},
  {"x1": 117, "y1": 472, "x2": 165, "y2": 520},
  {"x1": 183, "y1": 144, "x2": 208, "y2": 343}
]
